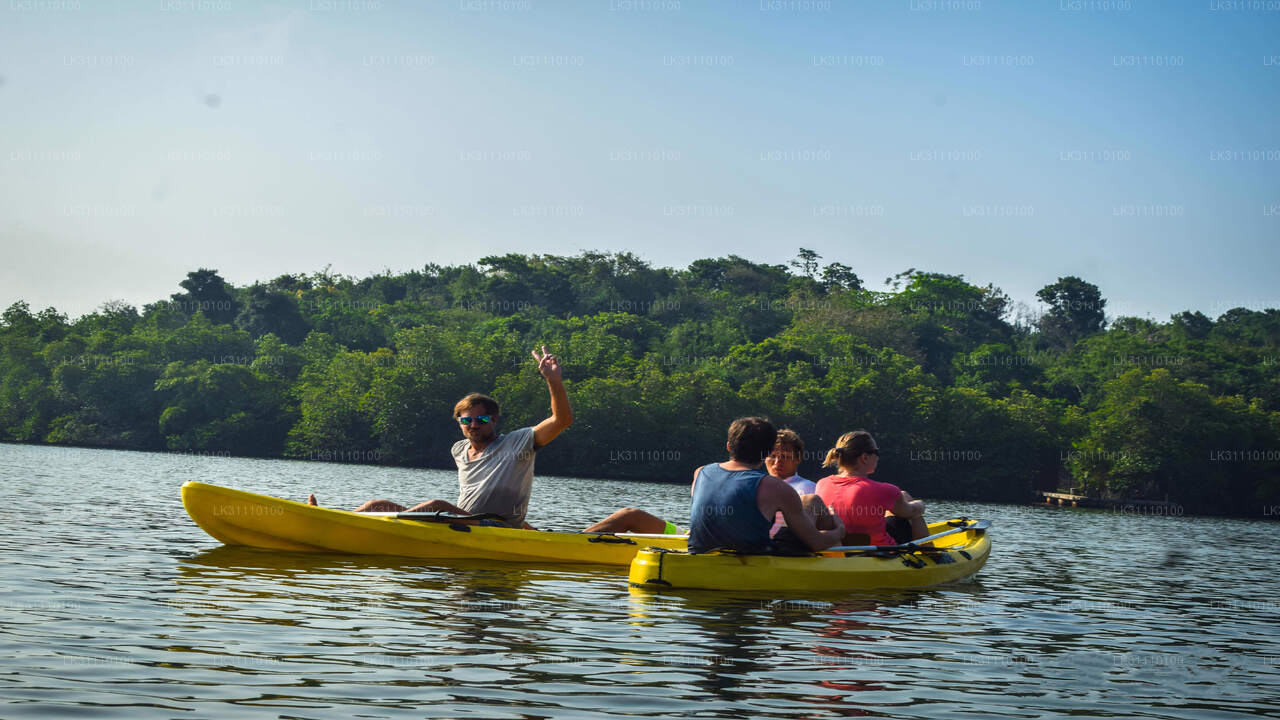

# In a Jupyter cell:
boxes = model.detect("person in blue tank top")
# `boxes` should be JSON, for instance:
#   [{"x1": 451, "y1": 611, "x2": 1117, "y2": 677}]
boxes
[{"x1": 688, "y1": 417, "x2": 844, "y2": 554}]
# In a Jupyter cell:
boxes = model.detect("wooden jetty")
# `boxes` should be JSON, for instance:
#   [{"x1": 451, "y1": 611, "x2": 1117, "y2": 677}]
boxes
[{"x1": 1036, "y1": 491, "x2": 1181, "y2": 512}]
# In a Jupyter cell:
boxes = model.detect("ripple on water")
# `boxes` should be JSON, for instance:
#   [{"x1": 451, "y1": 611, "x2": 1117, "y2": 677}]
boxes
[{"x1": 3, "y1": 445, "x2": 1280, "y2": 718}]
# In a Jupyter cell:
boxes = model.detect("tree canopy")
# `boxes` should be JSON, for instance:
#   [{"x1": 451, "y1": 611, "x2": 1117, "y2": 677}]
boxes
[{"x1": 3, "y1": 253, "x2": 1277, "y2": 517}]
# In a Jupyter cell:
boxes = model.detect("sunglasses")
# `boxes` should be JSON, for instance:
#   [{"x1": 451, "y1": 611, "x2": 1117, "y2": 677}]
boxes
[{"x1": 456, "y1": 415, "x2": 493, "y2": 426}]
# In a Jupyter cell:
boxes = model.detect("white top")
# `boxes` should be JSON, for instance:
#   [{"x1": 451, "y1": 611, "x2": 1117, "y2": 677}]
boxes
[
  {"x1": 452, "y1": 426, "x2": 537, "y2": 526},
  {"x1": 783, "y1": 474, "x2": 817, "y2": 495}
]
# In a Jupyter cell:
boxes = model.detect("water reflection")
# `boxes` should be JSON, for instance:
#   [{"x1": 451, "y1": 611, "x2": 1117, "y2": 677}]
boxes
[
  {"x1": 6, "y1": 443, "x2": 1280, "y2": 719},
  {"x1": 621, "y1": 586, "x2": 948, "y2": 717}
]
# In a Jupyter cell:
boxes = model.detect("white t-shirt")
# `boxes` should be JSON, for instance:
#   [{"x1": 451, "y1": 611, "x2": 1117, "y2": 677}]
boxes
[
  {"x1": 452, "y1": 427, "x2": 537, "y2": 526},
  {"x1": 783, "y1": 475, "x2": 817, "y2": 495}
]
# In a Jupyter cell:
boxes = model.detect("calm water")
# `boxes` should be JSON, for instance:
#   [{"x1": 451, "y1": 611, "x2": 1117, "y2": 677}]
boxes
[{"x1": 2, "y1": 443, "x2": 1278, "y2": 719}]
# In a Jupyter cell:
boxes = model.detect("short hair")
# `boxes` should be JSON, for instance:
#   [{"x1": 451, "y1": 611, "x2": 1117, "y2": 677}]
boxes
[
  {"x1": 823, "y1": 430, "x2": 876, "y2": 468},
  {"x1": 727, "y1": 417, "x2": 777, "y2": 464},
  {"x1": 453, "y1": 393, "x2": 500, "y2": 418},
  {"x1": 774, "y1": 428, "x2": 804, "y2": 456}
]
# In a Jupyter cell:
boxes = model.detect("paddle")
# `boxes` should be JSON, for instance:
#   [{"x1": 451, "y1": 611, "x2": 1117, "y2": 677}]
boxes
[
  {"x1": 359, "y1": 511, "x2": 511, "y2": 524},
  {"x1": 826, "y1": 519, "x2": 990, "y2": 552},
  {"x1": 360, "y1": 512, "x2": 690, "y2": 537}
]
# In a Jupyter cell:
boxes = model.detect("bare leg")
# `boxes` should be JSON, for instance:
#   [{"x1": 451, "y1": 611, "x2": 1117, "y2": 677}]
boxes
[
  {"x1": 883, "y1": 510, "x2": 929, "y2": 541},
  {"x1": 899, "y1": 492, "x2": 929, "y2": 540},
  {"x1": 583, "y1": 507, "x2": 668, "y2": 534},
  {"x1": 396, "y1": 499, "x2": 531, "y2": 528},
  {"x1": 909, "y1": 514, "x2": 928, "y2": 540},
  {"x1": 353, "y1": 499, "x2": 408, "y2": 513},
  {"x1": 403, "y1": 499, "x2": 468, "y2": 514}
]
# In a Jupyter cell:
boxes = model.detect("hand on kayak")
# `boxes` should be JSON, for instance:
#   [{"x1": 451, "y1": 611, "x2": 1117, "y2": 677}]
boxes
[{"x1": 307, "y1": 493, "x2": 317, "y2": 506}]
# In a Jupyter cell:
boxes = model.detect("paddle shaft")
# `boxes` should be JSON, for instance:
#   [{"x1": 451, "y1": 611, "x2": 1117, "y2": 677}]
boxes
[
  {"x1": 363, "y1": 513, "x2": 691, "y2": 538},
  {"x1": 827, "y1": 520, "x2": 989, "y2": 552},
  {"x1": 362, "y1": 512, "x2": 981, "y2": 549},
  {"x1": 360, "y1": 511, "x2": 461, "y2": 518},
  {"x1": 360, "y1": 511, "x2": 509, "y2": 523}
]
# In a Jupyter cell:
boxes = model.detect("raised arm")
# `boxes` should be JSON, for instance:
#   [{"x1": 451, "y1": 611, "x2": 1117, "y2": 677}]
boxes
[
  {"x1": 760, "y1": 477, "x2": 844, "y2": 551},
  {"x1": 531, "y1": 345, "x2": 573, "y2": 448}
]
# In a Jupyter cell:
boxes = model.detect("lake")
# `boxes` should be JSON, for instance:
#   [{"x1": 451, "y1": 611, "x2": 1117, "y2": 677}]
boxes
[{"x1": 2, "y1": 443, "x2": 1278, "y2": 719}]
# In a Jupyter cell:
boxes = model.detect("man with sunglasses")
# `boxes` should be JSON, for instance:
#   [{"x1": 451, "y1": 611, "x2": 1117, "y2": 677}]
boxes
[{"x1": 311, "y1": 346, "x2": 572, "y2": 528}]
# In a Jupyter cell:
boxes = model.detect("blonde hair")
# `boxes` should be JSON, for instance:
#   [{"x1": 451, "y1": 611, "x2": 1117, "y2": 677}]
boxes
[{"x1": 822, "y1": 430, "x2": 876, "y2": 469}]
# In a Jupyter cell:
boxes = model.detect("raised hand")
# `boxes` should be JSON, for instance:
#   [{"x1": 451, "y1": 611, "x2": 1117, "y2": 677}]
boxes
[
  {"x1": 531, "y1": 345, "x2": 563, "y2": 382},
  {"x1": 531, "y1": 345, "x2": 572, "y2": 446}
]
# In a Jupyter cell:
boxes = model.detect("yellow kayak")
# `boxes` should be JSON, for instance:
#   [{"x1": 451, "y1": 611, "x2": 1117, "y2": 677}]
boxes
[
  {"x1": 629, "y1": 518, "x2": 990, "y2": 591},
  {"x1": 181, "y1": 481, "x2": 686, "y2": 565}
]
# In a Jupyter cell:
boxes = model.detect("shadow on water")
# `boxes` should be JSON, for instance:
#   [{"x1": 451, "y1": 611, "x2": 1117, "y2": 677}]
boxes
[
  {"x1": 180, "y1": 544, "x2": 628, "y2": 578},
  {"x1": 176, "y1": 545, "x2": 626, "y2": 610},
  {"x1": 174, "y1": 545, "x2": 634, "y2": 650}
]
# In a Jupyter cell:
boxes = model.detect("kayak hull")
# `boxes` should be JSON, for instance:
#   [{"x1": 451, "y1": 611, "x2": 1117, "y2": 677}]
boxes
[
  {"x1": 181, "y1": 481, "x2": 686, "y2": 565},
  {"x1": 628, "y1": 519, "x2": 990, "y2": 591}
]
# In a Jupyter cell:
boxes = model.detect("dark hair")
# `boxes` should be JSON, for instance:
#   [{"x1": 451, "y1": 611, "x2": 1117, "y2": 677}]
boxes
[
  {"x1": 774, "y1": 428, "x2": 804, "y2": 456},
  {"x1": 822, "y1": 430, "x2": 876, "y2": 468},
  {"x1": 727, "y1": 417, "x2": 777, "y2": 463},
  {"x1": 454, "y1": 393, "x2": 500, "y2": 418}
]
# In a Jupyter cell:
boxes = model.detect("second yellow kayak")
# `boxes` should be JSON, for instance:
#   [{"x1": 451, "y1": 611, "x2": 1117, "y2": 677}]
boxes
[{"x1": 629, "y1": 519, "x2": 991, "y2": 591}]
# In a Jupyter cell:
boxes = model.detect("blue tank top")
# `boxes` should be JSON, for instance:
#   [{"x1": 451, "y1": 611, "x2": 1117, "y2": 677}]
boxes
[{"x1": 688, "y1": 463, "x2": 772, "y2": 554}]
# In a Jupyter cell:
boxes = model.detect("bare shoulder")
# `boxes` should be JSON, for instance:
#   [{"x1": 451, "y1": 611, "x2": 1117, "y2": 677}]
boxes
[{"x1": 756, "y1": 474, "x2": 789, "y2": 499}]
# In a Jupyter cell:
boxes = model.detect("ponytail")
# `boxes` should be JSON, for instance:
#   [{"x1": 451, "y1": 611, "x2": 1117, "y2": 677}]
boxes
[
  {"x1": 822, "y1": 446, "x2": 843, "y2": 468},
  {"x1": 822, "y1": 430, "x2": 876, "y2": 470}
]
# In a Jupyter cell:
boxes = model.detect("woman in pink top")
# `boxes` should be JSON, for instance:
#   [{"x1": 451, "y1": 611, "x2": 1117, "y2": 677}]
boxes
[{"x1": 815, "y1": 430, "x2": 928, "y2": 546}]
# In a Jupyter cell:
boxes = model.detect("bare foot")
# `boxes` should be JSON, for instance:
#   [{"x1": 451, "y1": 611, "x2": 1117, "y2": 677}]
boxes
[{"x1": 307, "y1": 493, "x2": 317, "y2": 506}]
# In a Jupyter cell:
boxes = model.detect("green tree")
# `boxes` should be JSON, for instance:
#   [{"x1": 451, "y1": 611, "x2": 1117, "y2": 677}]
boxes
[
  {"x1": 155, "y1": 361, "x2": 292, "y2": 455},
  {"x1": 286, "y1": 350, "x2": 378, "y2": 461},
  {"x1": 46, "y1": 350, "x2": 161, "y2": 448},
  {"x1": 1171, "y1": 310, "x2": 1212, "y2": 341},
  {"x1": 171, "y1": 268, "x2": 240, "y2": 325},
  {"x1": 790, "y1": 248, "x2": 821, "y2": 279},
  {"x1": 821, "y1": 262, "x2": 862, "y2": 291},
  {"x1": 7, "y1": 251, "x2": 1280, "y2": 517},
  {"x1": 1070, "y1": 368, "x2": 1280, "y2": 512},
  {"x1": 236, "y1": 284, "x2": 310, "y2": 344},
  {"x1": 0, "y1": 302, "x2": 68, "y2": 441},
  {"x1": 1036, "y1": 276, "x2": 1106, "y2": 349}
]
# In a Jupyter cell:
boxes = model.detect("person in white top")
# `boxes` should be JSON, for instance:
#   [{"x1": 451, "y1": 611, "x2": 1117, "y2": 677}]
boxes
[
  {"x1": 307, "y1": 347, "x2": 573, "y2": 529},
  {"x1": 766, "y1": 428, "x2": 823, "y2": 537},
  {"x1": 767, "y1": 429, "x2": 816, "y2": 494}
]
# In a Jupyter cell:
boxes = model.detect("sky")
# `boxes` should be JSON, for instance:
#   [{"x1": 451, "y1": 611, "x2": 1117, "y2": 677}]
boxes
[{"x1": 2, "y1": 0, "x2": 1278, "y2": 322}]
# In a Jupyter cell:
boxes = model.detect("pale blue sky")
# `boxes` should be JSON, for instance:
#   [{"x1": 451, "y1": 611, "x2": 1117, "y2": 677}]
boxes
[{"x1": 2, "y1": 0, "x2": 1277, "y2": 321}]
